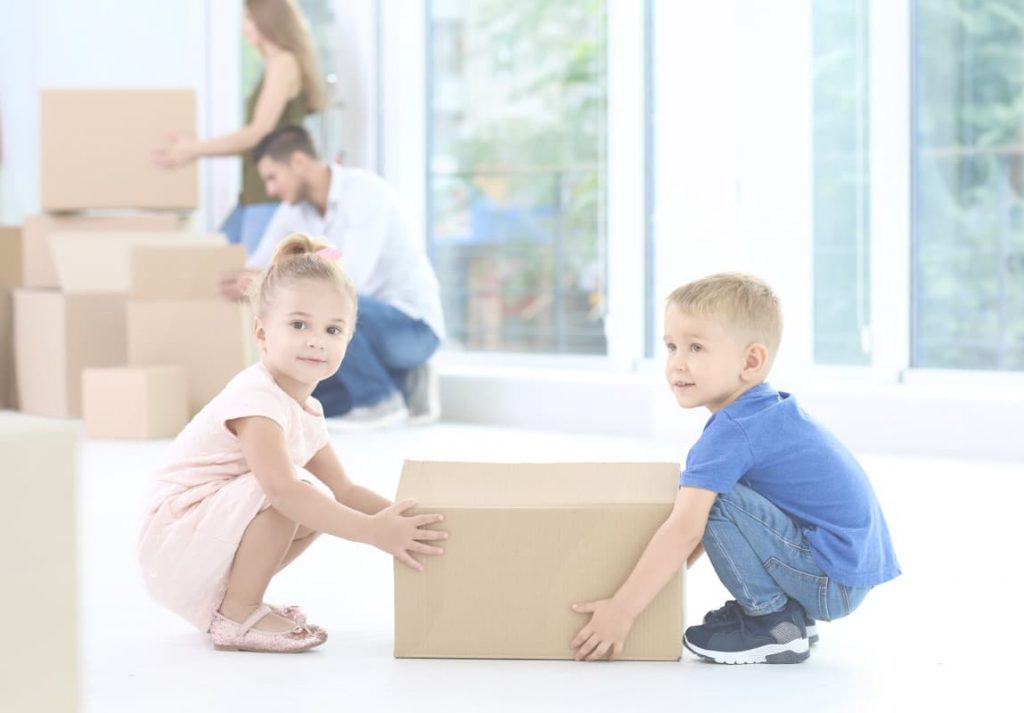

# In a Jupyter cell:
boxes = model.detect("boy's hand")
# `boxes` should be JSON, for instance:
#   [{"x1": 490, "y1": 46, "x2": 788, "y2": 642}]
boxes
[
  {"x1": 570, "y1": 598, "x2": 636, "y2": 661},
  {"x1": 369, "y1": 499, "x2": 447, "y2": 571}
]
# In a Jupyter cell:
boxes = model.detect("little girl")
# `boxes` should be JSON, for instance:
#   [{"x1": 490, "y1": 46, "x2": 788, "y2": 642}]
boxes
[{"x1": 138, "y1": 233, "x2": 447, "y2": 653}]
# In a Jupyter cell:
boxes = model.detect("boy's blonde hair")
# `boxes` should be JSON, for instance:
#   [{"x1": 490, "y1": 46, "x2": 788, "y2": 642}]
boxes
[
  {"x1": 250, "y1": 233, "x2": 358, "y2": 320},
  {"x1": 667, "y1": 272, "x2": 782, "y2": 363}
]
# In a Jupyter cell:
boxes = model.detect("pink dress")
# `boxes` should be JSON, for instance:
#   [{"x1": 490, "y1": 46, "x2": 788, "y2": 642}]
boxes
[{"x1": 138, "y1": 362, "x2": 330, "y2": 631}]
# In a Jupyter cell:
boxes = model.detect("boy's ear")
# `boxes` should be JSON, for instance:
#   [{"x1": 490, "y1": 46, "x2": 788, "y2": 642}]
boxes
[{"x1": 742, "y1": 343, "x2": 768, "y2": 380}]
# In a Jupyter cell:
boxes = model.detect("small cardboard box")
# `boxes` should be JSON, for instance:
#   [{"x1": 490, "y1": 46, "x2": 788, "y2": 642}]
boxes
[
  {"x1": 22, "y1": 213, "x2": 183, "y2": 288},
  {"x1": 82, "y1": 366, "x2": 188, "y2": 439},
  {"x1": 0, "y1": 413, "x2": 78, "y2": 711},
  {"x1": 13, "y1": 232, "x2": 224, "y2": 418},
  {"x1": 40, "y1": 89, "x2": 198, "y2": 210},
  {"x1": 0, "y1": 226, "x2": 22, "y2": 409},
  {"x1": 394, "y1": 461, "x2": 684, "y2": 661},
  {"x1": 127, "y1": 243, "x2": 254, "y2": 415}
]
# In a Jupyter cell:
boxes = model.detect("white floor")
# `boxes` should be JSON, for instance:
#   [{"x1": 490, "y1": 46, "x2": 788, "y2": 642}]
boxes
[{"x1": 79, "y1": 422, "x2": 1020, "y2": 712}]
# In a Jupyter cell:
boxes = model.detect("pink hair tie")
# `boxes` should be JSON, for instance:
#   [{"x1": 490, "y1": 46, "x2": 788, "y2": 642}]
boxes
[{"x1": 315, "y1": 247, "x2": 343, "y2": 262}]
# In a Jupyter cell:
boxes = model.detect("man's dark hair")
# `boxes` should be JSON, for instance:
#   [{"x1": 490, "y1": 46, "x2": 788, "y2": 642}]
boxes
[{"x1": 252, "y1": 125, "x2": 319, "y2": 164}]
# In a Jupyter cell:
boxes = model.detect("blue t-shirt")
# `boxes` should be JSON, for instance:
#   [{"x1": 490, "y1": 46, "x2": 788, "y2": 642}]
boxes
[{"x1": 681, "y1": 382, "x2": 901, "y2": 588}]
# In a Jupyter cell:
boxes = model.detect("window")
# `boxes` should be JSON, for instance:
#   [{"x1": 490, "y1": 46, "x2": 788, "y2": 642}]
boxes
[
  {"x1": 426, "y1": 0, "x2": 609, "y2": 355},
  {"x1": 812, "y1": 0, "x2": 871, "y2": 366},
  {"x1": 913, "y1": 0, "x2": 1024, "y2": 371}
]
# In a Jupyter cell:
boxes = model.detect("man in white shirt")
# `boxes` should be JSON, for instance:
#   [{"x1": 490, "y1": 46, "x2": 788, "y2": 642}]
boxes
[{"x1": 225, "y1": 125, "x2": 445, "y2": 427}]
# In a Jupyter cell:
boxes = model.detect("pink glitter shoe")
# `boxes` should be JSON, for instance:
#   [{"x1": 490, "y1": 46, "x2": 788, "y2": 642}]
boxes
[
  {"x1": 210, "y1": 605, "x2": 327, "y2": 653},
  {"x1": 269, "y1": 604, "x2": 327, "y2": 636},
  {"x1": 270, "y1": 604, "x2": 307, "y2": 626}
]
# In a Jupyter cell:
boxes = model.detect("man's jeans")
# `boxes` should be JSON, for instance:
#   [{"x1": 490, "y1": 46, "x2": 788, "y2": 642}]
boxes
[
  {"x1": 313, "y1": 295, "x2": 439, "y2": 417},
  {"x1": 702, "y1": 483, "x2": 871, "y2": 621},
  {"x1": 220, "y1": 202, "x2": 278, "y2": 255}
]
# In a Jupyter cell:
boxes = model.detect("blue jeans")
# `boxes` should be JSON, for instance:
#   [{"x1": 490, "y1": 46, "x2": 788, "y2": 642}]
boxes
[
  {"x1": 220, "y1": 202, "x2": 278, "y2": 255},
  {"x1": 313, "y1": 295, "x2": 440, "y2": 417},
  {"x1": 702, "y1": 483, "x2": 871, "y2": 621}
]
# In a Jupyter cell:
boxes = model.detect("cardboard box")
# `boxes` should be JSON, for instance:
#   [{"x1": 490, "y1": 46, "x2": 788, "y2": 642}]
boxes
[
  {"x1": 0, "y1": 413, "x2": 78, "y2": 711},
  {"x1": 126, "y1": 243, "x2": 253, "y2": 414},
  {"x1": 23, "y1": 213, "x2": 183, "y2": 288},
  {"x1": 15, "y1": 289, "x2": 126, "y2": 418},
  {"x1": 40, "y1": 89, "x2": 198, "y2": 210},
  {"x1": 130, "y1": 244, "x2": 246, "y2": 300},
  {"x1": 394, "y1": 461, "x2": 684, "y2": 661},
  {"x1": 82, "y1": 365, "x2": 188, "y2": 439},
  {"x1": 127, "y1": 300, "x2": 254, "y2": 416},
  {"x1": 13, "y1": 232, "x2": 224, "y2": 418},
  {"x1": 0, "y1": 226, "x2": 22, "y2": 408}
]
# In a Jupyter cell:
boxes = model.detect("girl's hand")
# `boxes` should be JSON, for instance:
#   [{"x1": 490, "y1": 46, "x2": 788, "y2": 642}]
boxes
[
  {"x1": 152, "y1": 132, "x2": 199, "y2": 168},
  {"x1": 369, "y1": 499, "x2": 447, "y2": 571},
  {"x1": 570, "y1": 598, "x2": 636, "y2": 661}
]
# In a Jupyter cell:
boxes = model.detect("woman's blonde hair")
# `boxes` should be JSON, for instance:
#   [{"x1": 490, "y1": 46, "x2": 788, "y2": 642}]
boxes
[
  {"x1": 246, "y1": 0, "x2": 327, "y2": 113},
  {"x1": 252, "y1": 233, "x2": 357, "y2": 320},
  {"x1": 667, "y1": 272, "x2": 783, "y2": 359}
]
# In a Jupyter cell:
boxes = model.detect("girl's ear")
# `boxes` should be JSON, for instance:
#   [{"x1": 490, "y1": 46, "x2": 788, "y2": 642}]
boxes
[
  {"x1": 742, "y1": 342, "x2": 768, "y2": 380},
  {"x1": 253, "y1": 317, "x2": 267, "y2": 353}
]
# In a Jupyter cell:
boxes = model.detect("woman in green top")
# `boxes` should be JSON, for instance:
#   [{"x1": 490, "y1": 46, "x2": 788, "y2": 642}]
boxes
[{"x1": 154, "y1": 0, "x2": 326, "y2": 252}]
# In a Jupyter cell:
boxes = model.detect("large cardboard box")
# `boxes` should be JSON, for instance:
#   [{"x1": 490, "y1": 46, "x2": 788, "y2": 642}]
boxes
[
  {"x1": 13, "y1": 232, "x2": 224, "y2": 418},
  {"x1": 127, "y1": 244, "x2": 255, "y2": 415},
  {"x1": 394, "y1": 461, "x2": 684, "y2": 661},
  {"x1": 82, "y1": 365, "x2": 188, "y2": 439},
  {"x1": 0, "y1": 226, "x2": 22, "y2": 408},
  {"x1": 0, "y1": 413, "x2": 78, "y2": 711},
  {"x1": 23, "y1": 212, "x2": 183, "y2": 288},
  {"x1": 14, "y1": 289, "x2": 126, "y2": 418},
  {"x1": 41, "y1": 89, "x2": 198, "y2": 210}
]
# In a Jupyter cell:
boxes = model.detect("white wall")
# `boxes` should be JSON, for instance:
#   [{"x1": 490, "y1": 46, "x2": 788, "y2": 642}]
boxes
[{"x1": 0, "y1": 0, "x2": 206, "y2": 224}]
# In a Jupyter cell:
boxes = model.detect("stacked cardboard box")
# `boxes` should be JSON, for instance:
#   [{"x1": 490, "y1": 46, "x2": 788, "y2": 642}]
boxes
[
  {"x1": 394, "y1": 461, "x2": 684, "y2": 661},
  {"x1": 127, "y1": 243, "x2": 255, "y2": 416},
  {"x1": 82, "y1": 366, "x2": 189, "y2": 439},
  {"x1": 14, "y1": 232, "x2": 225, "y2": 418},
  {"x1": 40, "y1": 89, "x2": 197, "y2": 211},
  {"x1": 11, "y1": 89, "x2": 249, "y2": 432}
]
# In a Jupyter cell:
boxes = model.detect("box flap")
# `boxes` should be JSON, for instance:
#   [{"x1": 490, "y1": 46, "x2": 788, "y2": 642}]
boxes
[
  {"x1": 397, "y1": 461, "x2": 680, "y2": 507},
  {"x1": 48, "y1": 232, "x2": 223, "y2": 293},
  {"x1": 130, "y1": 244, "x2": 245, "y2": 299}
]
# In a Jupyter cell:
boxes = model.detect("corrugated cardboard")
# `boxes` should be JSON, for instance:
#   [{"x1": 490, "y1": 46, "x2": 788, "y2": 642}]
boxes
[
  {"x1": 49, "y1": 231, "x2": 224, "y2": 293},
  {"x1": 82, "y1": 366, "x2": 188, "y2": 439},
  {"x1": 15, "y1": 290, "x2": 126, "y2": 418},
  {"x1": 126, "y1": 242, "x2": 254, "y2": 414},
  {"x1": 394, "y1": 461, "x2": 684, "y2": 661},
  {"x1": 128, "y1": 301, "x2": 254, "y2": 415},
  {"x1": 40, "y1": 89, "x2": 198, "y2": 210},
  {"x1": 130, "y1": 244, "x2": 246, "y2": 300},
  {"x1": 0, "y1": 226, "x2": 22, "y2": 408},
  {"x1": 22, "y1": 213, "x2": 183, "y2": 288},
  {"x1": 0, "y1": 413, "x2": 78, "y2": 711},
  {"x1": 14, "y1": 232, "x2": 222, "y2": 418}
]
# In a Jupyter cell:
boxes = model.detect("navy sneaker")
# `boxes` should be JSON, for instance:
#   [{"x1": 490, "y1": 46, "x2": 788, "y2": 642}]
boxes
[{"x1": 684, "y1": 599, "x2": 810, "y2": 664}]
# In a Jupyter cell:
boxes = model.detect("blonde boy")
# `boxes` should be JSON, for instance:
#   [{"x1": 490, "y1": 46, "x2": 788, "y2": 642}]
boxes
[{"x1": 570, "y1": 273, "x2": 900, "y2": 664}]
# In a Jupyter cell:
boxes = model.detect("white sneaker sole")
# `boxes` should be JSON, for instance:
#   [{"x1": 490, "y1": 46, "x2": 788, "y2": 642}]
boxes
[{"x1": 684, "y1": 636, "x2": 810, "y2": 664}]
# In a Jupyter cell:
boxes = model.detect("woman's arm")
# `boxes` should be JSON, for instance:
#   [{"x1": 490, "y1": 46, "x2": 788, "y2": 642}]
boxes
[{"x1": 153, "y1": 54, "x2": 301, "y2": 167}]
